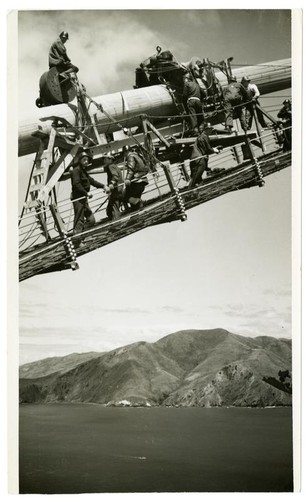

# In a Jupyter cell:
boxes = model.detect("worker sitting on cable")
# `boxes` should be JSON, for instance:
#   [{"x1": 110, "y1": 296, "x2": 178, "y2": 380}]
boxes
[
  {"x1": 49, "y1": 31, "x2": 79, "y2": 80},
  {"x1": 222, "y1": 76, "x2": 248, "y2": 133},
  {"x1": 188, "y1": 123, "x2": 222, "y2": 188},
  {"x1": 71, "y1": 151, "x2": 105, "y2": 239},
  {"x1": 123, "y1": 146, "x2": 149, "y2": 211},
  {"x1": 182, "y1": 72, "x2": 206, "y2": 136},
  {"x1": 241, "y1": 76, "x2": 267, "y2": 129},
  {"x1": 277, "y1": 99, "x2": 292, "y2": 151},
  {"x1": 103, "y1": 153, "x2": 124, "y2": 221}
]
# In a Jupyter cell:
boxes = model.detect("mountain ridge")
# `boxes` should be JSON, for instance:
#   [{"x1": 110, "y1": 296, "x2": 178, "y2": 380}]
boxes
[{"x1": 19, "y1": 329, "x2": 292, "y2": 407}]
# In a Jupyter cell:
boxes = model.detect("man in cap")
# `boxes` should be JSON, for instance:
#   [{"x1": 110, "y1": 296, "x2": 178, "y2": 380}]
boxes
[
  {"x1": 241, "y1": 76, "x2": 267, "y2": 129},
  {"x1": 103, "y1": 153, "x2": 125, "y2": 221},
  {"x1": 49, "y1": 31, "x2": 79, "y2": 79},
  {"x1": 123, "y1": 146, "x2": 149, "y2": 211},
  {"x1": 222, "y1": 75, "x2": 248, "y2": 133},
  {"x1": 188, "y1": 123, "x2": 222, "y2": 188},
  {"x1": 71, "y1": 151, "x2": 105, "y2": 237},
  {"x1": 277, "y1": 99, "x2": 292, "y2": 151}
]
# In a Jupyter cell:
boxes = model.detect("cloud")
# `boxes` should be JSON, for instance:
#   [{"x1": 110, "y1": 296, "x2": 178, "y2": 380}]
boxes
[
  {"x1": 102, "y1": 307, "x2": 151, "y2": 314},
  {"x1": 263, "y1": 285, "x2": 291, "y2": 298},
  {"x1": 18, "y1": 10, "x2": 171, "y2": 116},
  {"x1": 182, "y1": 10, "x2": 222, "y2": 29},
  {"x1": 223, "y1": 305, "x2": 280, "y2": 320},
  {"x1": 204, "y1": 298, "x2": 292, "y2": 340},
  {"x1": 18, "y1": 323, "x2": 173, "y2": 364},
  {"x1": 19, "y1": 303, "x2": 47, "y2": 318},
  {"x1": 159, "y1": 305, "x2": 184, "y2": 313}
]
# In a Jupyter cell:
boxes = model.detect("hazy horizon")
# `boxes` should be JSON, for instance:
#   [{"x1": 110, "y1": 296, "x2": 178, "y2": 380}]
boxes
[{"x1": 19, "y1": 327, "x2": 292, "y2": 367}]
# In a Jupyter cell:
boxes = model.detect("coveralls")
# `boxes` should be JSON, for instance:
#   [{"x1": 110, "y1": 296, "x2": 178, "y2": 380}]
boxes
[
  {"x1": 183, "y1": 78, "x2": 205, "y2": 133},
  {"x1": 71, "y1": 164, "x2": 104, "y2": 235},
  {"x1": 124, "y1": 152, "x2": 149, "y2": 211},
  {"x1": 105, "y1": 163, "x2": 124, "y2": 221},
  {"x1": 49, "y1": 38, "x2": 79, "y2": 74},
  {"x1": 188, "y1": 129, "x2": 216, "y2": 188},
  {"x1": 223, "y1": 81, "x2": 248, "y2": 132},
  {"x1": 277, "y1": 104, "x2": 292, "y2": 151},
  {"x1": 244, "y1": 83, "x2": 267, "y2": 129}
]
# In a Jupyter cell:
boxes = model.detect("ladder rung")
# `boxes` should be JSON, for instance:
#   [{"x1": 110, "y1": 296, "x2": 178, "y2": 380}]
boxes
[
  {"x1": 33, "y1": 165, "x2": 48, "y2": 172},
  {"x1": 40, "y1": 153, "x2": 52, "y2": 161},
  {"x1": 29, "y1": 184, "x2": 43, "y2": 193},
  {"x1": 32, "y1": 174, "x2": 45, "y2": 182},
  {"x1": 24, "y1": 200, "x2": 39, "y2": 209}
]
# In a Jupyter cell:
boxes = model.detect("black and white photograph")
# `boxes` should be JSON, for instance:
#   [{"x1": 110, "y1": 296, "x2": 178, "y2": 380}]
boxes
[{"x1": 6, "y1": 3, "x2": 303, "y2": 495}]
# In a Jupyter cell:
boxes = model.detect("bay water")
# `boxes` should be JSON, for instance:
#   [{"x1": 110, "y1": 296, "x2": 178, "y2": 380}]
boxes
[{"x1": 19, "y1": 404, "x2": 293, "y2": 493}]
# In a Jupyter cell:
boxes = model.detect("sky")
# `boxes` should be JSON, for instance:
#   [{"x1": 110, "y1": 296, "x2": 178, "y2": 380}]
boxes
[{"x1": 14, "y1": 8, "x2": 295, "y2": 365}]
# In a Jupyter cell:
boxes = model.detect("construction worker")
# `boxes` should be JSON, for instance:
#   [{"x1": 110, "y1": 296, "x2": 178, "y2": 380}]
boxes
[
  {"x1": 183, "y1": 73, "x2": 206, "y2": 135},
  {"x1": 103, "y1": 153, "x2": 124, "y2": 221},
  {"x1": 188, "y1": 123, "x2": 222, "y2": 188},
  {"x1": 222, "y1": 76, "x2": 248, "y2": 133},
  {"x1": 277, "y1": 99, "x2": 292, "y2": 151},
  {"x1": 241, "y1": 76, "x2": 267, "y2": 129},
  {"x1": 71, "y1": 151, "x2": 105, "y2": 237},
  {"x1": 123, "y1": 146, "x2": 149, "y2": 211},
  {"x1": 49, "y1": 31, "x2": 79, "y2": 80},
  {"x1": 181, "y1": 56, "x2": 203, "y2": 78}
]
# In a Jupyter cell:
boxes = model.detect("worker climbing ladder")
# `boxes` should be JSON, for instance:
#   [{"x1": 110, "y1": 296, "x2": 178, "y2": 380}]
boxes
[{"x1": 21, "y1": 71, "x2": 108, "y2": 270}]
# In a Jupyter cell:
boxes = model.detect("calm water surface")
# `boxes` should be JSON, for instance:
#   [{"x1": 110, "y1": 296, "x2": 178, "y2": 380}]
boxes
[{"x1": 19, "y1": 404, "x2": 293, "y2": 493}]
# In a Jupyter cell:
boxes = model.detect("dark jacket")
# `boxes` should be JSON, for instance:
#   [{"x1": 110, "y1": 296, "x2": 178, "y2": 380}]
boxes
[
  {"x1": 183, "y1": 79, "x2": 204, "y2": 101},
  {"x1": 126, "y1": 152, "x2": 149, "y2": 184},
  {"x1": 223, "y1": 82, "x2": 248, "y2": 102},
  {"x1": 105, "y1": 163, "x2": 124, "y2": 192},
  {"x1": 49, "y1": 38, "x2": 70, "y2": 68},
  {"x1": 71, "y1": 164, "x2": 105, "y2": 199},
  {"x1": 191, "y1": 131, "x2": 215, "y2": 160},
  {"x1": 277, "y1": 106, "x2": 292, "y2": 125}
]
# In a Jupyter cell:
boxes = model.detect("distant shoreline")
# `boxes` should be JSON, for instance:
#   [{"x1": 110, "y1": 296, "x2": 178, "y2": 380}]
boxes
[{"x1": 19, "y1": 401, "x2": 292, "y2": 409}]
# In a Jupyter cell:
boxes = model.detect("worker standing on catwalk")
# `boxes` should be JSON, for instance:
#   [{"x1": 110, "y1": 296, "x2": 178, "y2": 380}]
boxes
[
  {"x1": 103, "y1": 153, "x2": 125, "y2": 221},
  {"x1": 123, "y1": 146, "x2": 149, "y2": 211},
  {"x1": 70, "y1": 151, "x2": 105, "y2": 238},
  {"x1": 183, "y1": 73, "x2": 206, "y2": 135},
  {"x1": 241, "y1": 76, "x2": 267, "y2": 129},
  {"x1": 222, "y1": 76, "x2": 248, "y2": 133},
  {"x1": 188, "y1": 123, "x2": 221, "y2": 188},
  {"x1": 277, "y1": 99, "x2": 292, "y2": 151}
]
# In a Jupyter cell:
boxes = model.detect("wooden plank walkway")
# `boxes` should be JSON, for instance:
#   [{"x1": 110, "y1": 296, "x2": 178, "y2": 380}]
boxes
[{"x1": 19, "y1": 149, "x2": 291, "y2": 281}]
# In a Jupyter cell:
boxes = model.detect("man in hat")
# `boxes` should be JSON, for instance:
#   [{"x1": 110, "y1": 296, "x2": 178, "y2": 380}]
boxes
[
  {"x1": 103, "y1": 153, "x2": 125, "y2": 221},
  {"x1": 123, "y1": 146, "x2": 149, "y2": 211},
  {"x1": 49, "y1": 31, "x2": 79, "y2": 79},
  {"x1": 277, "y1": 99, "x2": 292, "y2": 151},
  {"x1": 222, "y1": 76, "x2": 248, "y2": 133},
  {"x1": 241, "y1": 76, "x2": 267, "y2": 129},
  {"x1": 188, "y1": 123, "x2": 222, "y2": 188},
  {"x1": 71, "y1": 151, "x2": 105, "y2": 237}
]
